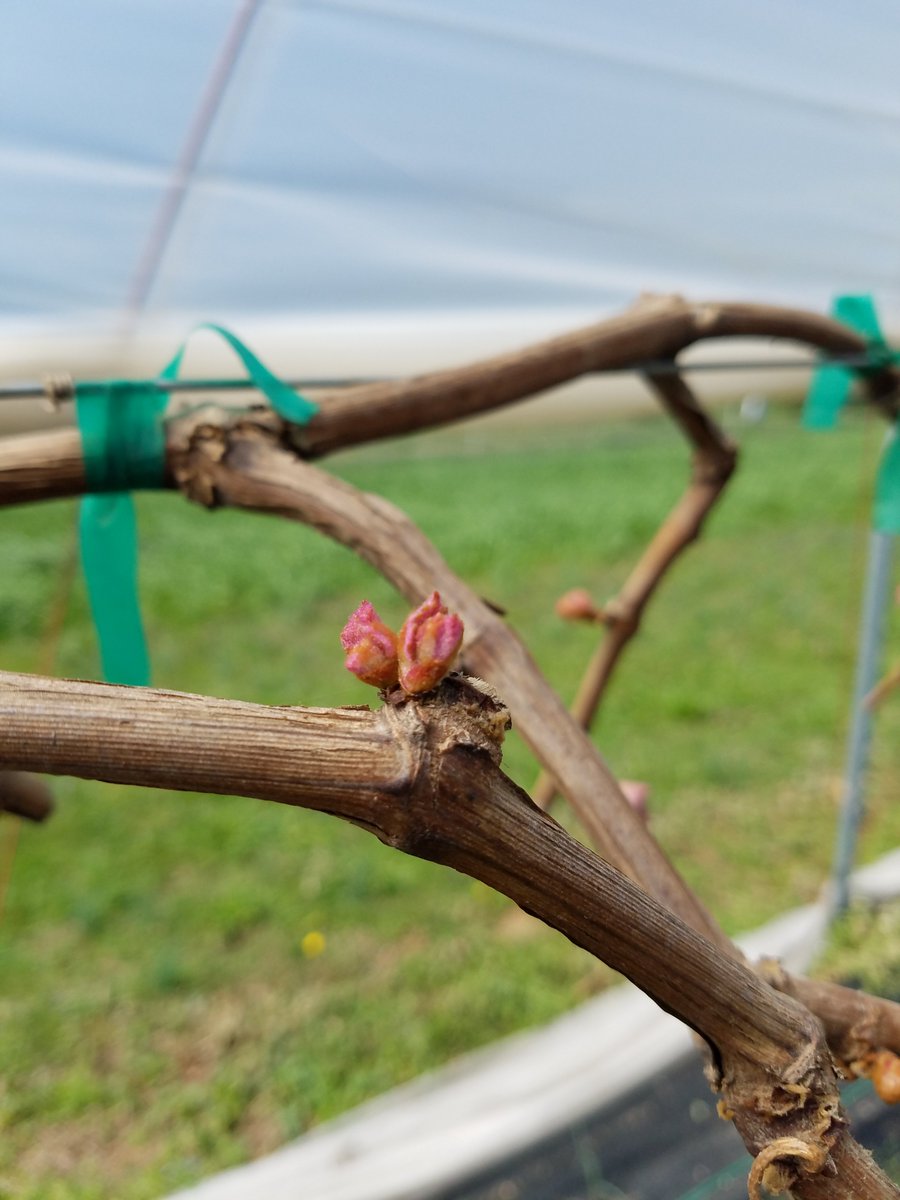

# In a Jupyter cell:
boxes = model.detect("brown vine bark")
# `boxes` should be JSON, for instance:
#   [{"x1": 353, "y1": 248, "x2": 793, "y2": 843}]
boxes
[
  {"x1": 0, "y1": 668, "x2": 894, "y2": 1198},
  {"x1": 170, "y1": 415, "x2": 726, "y2": 945},
  {"x1": 532, "y1": 367, "x2": 738, "y2": 809},
  {"x1": 2, "y1": 295, "x2": 900, "y2": 1171},
  {"x1": 0, "y1": 770, "x2": 54, "y2": 821},
  {"x1": 283, "y1": 294, "x2": 899, "y2": 455},
  {"x1": 163, "y1": 415, "x2": 900, "y2": 1071},
  {"x1": 0, "y1": 295, "x2": 897, "y2": 508},
  {"x1": 1, "y1": 300, "x2": 899, "y2": 1066},
  {"x1": 866, "y1": 663, "x2": 900, "y2": 710}
]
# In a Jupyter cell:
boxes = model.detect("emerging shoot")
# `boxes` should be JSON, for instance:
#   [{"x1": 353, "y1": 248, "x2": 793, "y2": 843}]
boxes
[{"x1": 341, "y1": 592, "x2": 464, "y2": 696}]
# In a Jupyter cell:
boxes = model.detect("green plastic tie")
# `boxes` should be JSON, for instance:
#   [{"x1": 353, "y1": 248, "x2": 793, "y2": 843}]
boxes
[
  {"x1": 75, "y1": 381, "x2": 168, "y2": 686},
  {"x1": 803, "y1": 294, "x2": 891, "y2": 430},
  {"x1": 75, "y1": 326, "x2": 317, "y2": 686},
  {"x1": 160, "y1": 323, "x2": 319, "y2": 424},
  {"x1": 801, "y1": 295, "x2": 900, "y2": 534}
]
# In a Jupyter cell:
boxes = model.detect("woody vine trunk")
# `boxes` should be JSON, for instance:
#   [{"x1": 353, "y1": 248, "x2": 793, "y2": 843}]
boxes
[
  {"x1": 2, "y1": 296, "x2": 900, "y2": 1194},
  {"x1": 0, "y1": 669, "x2": 894, "y2": 1197}
]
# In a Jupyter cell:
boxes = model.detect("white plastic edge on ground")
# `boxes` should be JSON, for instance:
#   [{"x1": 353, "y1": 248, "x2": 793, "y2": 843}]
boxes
[{"x1": 164, "y1": 848, "x2": 900, "y2": 1200}]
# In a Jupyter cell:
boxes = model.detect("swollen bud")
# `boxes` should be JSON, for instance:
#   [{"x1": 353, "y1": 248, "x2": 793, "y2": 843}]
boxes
[
  {"x1": 872, "y1": 1050, "x2": 900, "y2": 1104},
  {"x1": 398, "y1": 591, "x2": 464, "y2": 694},
  {"x1": 340, "y1": 601, "x2": 399, "y2": 689},
  {"x1": 555, "y1": 588, "x2": 601, "y2": 622},
  {"x1": 620, "y1": 779, "x2": 650, "y2": 822}
]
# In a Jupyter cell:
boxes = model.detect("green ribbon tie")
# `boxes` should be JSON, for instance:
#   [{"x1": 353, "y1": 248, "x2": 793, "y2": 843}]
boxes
[
  {"x1": 76, "y1": 326, "x2": 317, "y2": 686},
  {"x1": 801, "y1": 294, "x2": 900, "y2": 534},
  {"x1": 75, "y1": 381, "x2": 168, "y2": 686},
  {"x1": 803, "y1": 294, "x2": 891, "y2": 430},
  {"x1": 160, "y1": 323, "x2": 319, "y2": 424}
]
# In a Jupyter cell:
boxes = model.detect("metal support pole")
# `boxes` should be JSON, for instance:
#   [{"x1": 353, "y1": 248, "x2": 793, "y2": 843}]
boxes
[
  {"x1": 122, "y1": 0, "x2": 265, "y2": 327},
  {"x1": 828, "y1": 529, "x2": 895, "y2": 920}
]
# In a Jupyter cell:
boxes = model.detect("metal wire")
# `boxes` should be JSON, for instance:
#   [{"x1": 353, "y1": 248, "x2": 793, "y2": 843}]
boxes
[{"x1": 0, "y1": 351, "x2": 893, "y2": 404}]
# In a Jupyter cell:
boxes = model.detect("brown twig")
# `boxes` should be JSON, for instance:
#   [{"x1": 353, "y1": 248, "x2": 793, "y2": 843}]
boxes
[
  {"x1": 0, "y1": 770, "x2": 54, "y2": 822},
  {"x1": 865, "y1": 663, "x2": 900, "y2": 710},
  {"x1": 164, "y1": 417, "x2": 900, "y2": 1077},
  {"x1": 761, "y1": 960, "x2": 900, "y2": 1078},
  {"x1": 1, "y1": 297, "x2": 899, "y2": 1086},
  {"x1": 0, "y1": 426, "x2": 88, "y2": 506},
  {"x1": 169, "y1": 415, "x2": 726, "y2": 945},
  {"x1": 0, "y1": 296, "x2": 897, "y2": 509},
  {"x1": 0, "y1": 668, "x2": 891, "y2": 1198},
  {"x1": 0, "y1": 520, "x2": 82, "y2": 828},
  {"x1": 532, "y1": 367, "x2": 737, "y2": 809},
  {"x1": 286, "y1": 295, "x2": 899, "y2": 456}
]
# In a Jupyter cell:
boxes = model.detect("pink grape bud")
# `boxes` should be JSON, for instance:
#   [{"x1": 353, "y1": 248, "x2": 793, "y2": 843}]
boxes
[
  {"x1": 619, "y1": 779, "x2": 650, "y2": 822},
  {"x1": 555, "y1": 588, "x2": 600, "y2": 622},
  {"x1": 872, "y1": 1050, "x2": 900, "y2": 1104},
  {"x1": 398, "y1": 591, "x2": 464, "y2": 694},
  {"x1": 340, "y1": 601, "x2": 399, "y2": 689}
]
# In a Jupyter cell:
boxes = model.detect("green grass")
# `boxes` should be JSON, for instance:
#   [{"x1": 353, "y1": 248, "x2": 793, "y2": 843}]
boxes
[
  {"x1": 1, "y1": 402, "x2": 898, "y2": 1198},
  {"x1": 817, "y1": 898, "x2": 900, "y2": 1000}
]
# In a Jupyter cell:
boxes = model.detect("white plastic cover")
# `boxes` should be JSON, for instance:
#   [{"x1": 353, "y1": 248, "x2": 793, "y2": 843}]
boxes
[{"x1": 3, "y1": 0, "x2": 900, "y2": 343}]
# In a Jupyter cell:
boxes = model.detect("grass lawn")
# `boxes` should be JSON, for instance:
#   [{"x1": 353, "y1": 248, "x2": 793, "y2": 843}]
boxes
[{"x1": 1, "y1": 400, "x2": 898, "y2": 1199}]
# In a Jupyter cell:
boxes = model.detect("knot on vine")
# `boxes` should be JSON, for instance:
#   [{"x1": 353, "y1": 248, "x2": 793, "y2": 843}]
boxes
[
  {"x1": 396, "y1": 673, "x2": 511, "y2": 766},
  {"x1": 747, "y1": 1136, "x2": 831, "y2": 1199}
]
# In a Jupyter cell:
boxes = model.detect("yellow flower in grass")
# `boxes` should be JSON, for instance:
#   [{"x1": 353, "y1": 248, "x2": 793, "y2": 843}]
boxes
[{"x1": 300, "y1": 930, "x2": 326, "y2": 958}]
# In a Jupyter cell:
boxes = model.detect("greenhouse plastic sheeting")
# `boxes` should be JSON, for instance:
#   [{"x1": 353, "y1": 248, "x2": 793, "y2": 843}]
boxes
[{"x1": 3, "y1": 0, "x2": 900, "y2": 332}]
